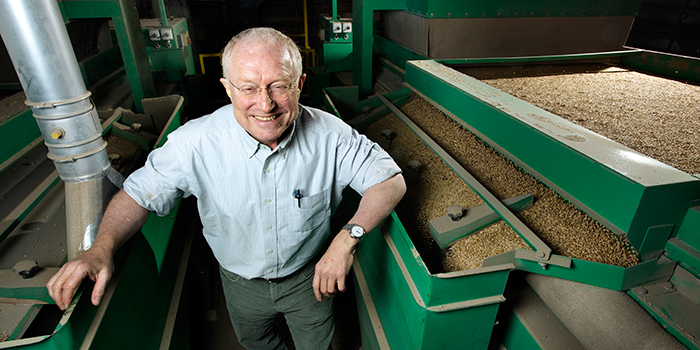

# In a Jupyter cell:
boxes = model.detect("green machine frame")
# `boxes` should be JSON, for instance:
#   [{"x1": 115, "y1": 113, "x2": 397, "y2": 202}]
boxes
[
  {"x1": 58, "y1": 0, "x2": 156, "y2": 113},
  {"x1": 318, "y1": 14, "x2": 700, "y2": 344}
]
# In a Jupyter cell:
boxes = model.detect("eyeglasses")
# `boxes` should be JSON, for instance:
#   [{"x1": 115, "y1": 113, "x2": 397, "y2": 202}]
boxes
[{"x1": 227, "y1": 79, "x2": 298, "y2": 101}]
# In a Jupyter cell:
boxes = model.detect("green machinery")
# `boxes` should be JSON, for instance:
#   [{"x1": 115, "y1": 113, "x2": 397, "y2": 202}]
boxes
[
  {"x1": 312, "y1": 0, "x2": 700, "y2": 349},
  {"x1": 0, "y1": 0, "x2": 198, "y2": 348}
]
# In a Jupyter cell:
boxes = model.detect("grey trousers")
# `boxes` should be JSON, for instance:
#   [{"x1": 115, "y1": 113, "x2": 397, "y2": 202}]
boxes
[{"x1": 219, "y1": 261, "x2": 334, "y2": 350}]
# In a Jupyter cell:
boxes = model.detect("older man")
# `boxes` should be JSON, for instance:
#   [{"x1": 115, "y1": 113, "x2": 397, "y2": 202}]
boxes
[{"x1": 47, "y1": 27, "x2": 405, "y2": 349}]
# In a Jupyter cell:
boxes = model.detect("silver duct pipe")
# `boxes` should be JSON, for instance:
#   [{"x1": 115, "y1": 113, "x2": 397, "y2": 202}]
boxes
[{"x1": 0, "y1": 0, "x2": 123, "y2": 259}]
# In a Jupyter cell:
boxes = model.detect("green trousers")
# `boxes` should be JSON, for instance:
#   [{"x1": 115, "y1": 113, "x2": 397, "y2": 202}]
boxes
[{"x1": 219, "y1": 260, "x2": 334, "y2": 350}]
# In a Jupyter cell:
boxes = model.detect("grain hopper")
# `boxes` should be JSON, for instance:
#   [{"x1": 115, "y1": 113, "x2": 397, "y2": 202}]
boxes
[{"x1": 313, "y1": 0, "x2": 700, "y2": 348}]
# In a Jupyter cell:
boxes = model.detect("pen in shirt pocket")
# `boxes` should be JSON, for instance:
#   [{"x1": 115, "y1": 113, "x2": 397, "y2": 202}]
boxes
[{"x1": 293, "y1": 188, "x2": 302, "y2": 208}]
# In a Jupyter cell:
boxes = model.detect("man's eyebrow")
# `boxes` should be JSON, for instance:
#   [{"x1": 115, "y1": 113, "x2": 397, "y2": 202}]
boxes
[{"x1": 237, "y1": 78, "x2": 292, "y2": 86}]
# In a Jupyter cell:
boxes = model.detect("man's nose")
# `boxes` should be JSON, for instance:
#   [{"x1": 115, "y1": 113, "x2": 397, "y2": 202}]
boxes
[{"x1": 255, "y1": 88, "x2": 275, "y2": 111}]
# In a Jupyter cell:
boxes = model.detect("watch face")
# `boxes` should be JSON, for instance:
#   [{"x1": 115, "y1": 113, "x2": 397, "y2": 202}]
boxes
[{"x1": 351, "y1": 226, "x2": 364, "y2": 238}]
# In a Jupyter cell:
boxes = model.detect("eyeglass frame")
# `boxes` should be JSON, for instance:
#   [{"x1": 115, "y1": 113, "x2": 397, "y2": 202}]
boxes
[{"x1": 225, "y1": 78, "x2": 300, "y2": 101}]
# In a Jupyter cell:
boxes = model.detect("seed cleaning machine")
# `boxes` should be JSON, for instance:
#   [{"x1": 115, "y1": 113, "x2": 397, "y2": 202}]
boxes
[
  {"x1": 0, "y1": 0, "x2": 199, "y2": 348},
  {"x1": 314, "y1": 0, "x2": 700, "y2": 349}
]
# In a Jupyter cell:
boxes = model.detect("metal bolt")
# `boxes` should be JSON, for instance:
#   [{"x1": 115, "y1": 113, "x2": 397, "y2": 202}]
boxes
[
  {"x1": 536, "y1": 251, "x2": 546, "y2": 259},
  {"x1": 13, "y1": 260, "x2": 39, "y2": 279},
  {"x1": 638, "y1": 287, "x2": 648, "y2": 295},
  {"x1": 362, "y1": 106, "x2": 372, "y2": 115},
  {"x1": 381, "y1": 129, "x2": 394, "y2": 148},
  {"x1": 131, "y1": 123, "x2": 142, "y2": 133},
  {"x1": 407, "y1": 160, "x2": 421, "y2": 173},
  {"x1": 446, "y1": 205, "x2": 464, "y2": 221},
  {"x1": 50, "y1": 127, "x2": 65, "y2": 139},
  {"x1": 663, "y1": 282, "x2": 675, "y2": 290},
  {"x1": 108, "y1": 154, "x2": 121, "y2": 165}
]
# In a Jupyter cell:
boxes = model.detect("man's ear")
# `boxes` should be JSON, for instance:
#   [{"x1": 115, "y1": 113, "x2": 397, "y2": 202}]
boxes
[
  {"x1": 220, "y1": 78, "x2": 232, "y2": 98},
  {"x1": 297, "y1": 73, "x2": 307, "y2": 92}
]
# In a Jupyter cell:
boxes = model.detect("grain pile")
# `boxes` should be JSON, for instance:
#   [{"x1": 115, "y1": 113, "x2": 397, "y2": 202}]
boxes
[
  {"x1": 105, "y1": 134, "x2": 141, "y2": 174},
  {"x1": 364, "y1": 97, "x2": 640, "y2": 273},
  {"x1": 457, "y1": 64, "x2": 700, "y2": 175}
]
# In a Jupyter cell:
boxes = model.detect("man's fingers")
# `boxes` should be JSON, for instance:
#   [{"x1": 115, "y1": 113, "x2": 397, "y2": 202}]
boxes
[
  {"x1": 48, "y1": 263, "x2": 79, "y2": 310},
  {"x1": 59, "y1": 267, "x2": 85, "y2": 310},
  {"x1": 46, "y1": 267, "x2": 65, "y2": 306},
  {"x1": 313, "y1": 271, "x2": 323, "y2": 302},
  {"x1": 336, "y1": 277, "x2": 346, "y2": 293},
  {"x1": 91, "y1": 270, "x2": 110, "y2": 306},
  {"x1": 325, "y1": 277, "x2": 337, "y2": 298}
]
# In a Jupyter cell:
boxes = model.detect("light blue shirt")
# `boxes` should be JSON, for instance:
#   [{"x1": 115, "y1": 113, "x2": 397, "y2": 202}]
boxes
[{"x1": 123, "y1": 104, "x2": 401, "y2": 280}]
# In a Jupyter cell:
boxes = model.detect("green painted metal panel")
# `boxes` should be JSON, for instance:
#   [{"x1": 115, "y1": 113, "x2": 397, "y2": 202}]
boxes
[
  {"x1": 307, "y1": 65, "x2": 330, "y2": 109},
  {"x1": 78, "y1": 45, "x2": 124, "y2": 88},
  {"x1": 356, "y1": 223, "x2": 420, "y2": 348},
  {"x1": 404, "y1": 60, "x2": 700, "y2": 252},
  {"x1": 0, "y1": 109, "x2": 42, "y2": 168},
  {"x1": 148, "y1": 50, "x2": 189, "y2": 73},
  {"x1": 324, "y1": 86, "x2": 359, "y2": 120},
  {"x1": 374, "y1": 35, "x2": 428, "y2": 74},
  {"x1": 436, "y1": 49, "x2": 642, "y2": 66},
  {"x1": 141, "y1": 202, "x2": 181, "y2": 274},
  {"x1": 353, "y1": 0, "x2": 407, "y2": 97},
  {"x1": 320, "y1": 42, "x2": 353, "y2": 65},
  {"x1": 404, "y1": 0, "x2": 642, "y2": 19},
  {"x1": 630, "y1": 183, "x2": 700, "y2": 259},
  {"x1": 492, "y1": 250, "x2": 676, "y2": 291},
  {"x1": 666, "y1": 238, "x2": 700, "y2": 280},
  {"x1": 352, "y1": 285, "x2": 384, "y2": 350},
  {"x1": 421, "y1": 303, "x2": 500, "y2": 349},
  {"x1": 88, "y1": 231, "x2": 183, "y2": 349},
  {"x1": 676, "y1": 207, "x2": 700, "y2": 252},
  {"x1": 621, "y1": 50, "x2": 700, "y2": 84},
  {"x1": 156, "y1": 105, "x2": 184, "y2": 149},
  {"x1": 350, "y1": 88, "x2": 414, "y2": 132},
  {"x1": 628, "y1": 287, "x2": 700, "y2": 350},
  {"x1": 496, "y1": 307, "x2": 541, "y2": 350},
  {"x1": 356, "y1": 211, "x2": 510, "y2": 349}
]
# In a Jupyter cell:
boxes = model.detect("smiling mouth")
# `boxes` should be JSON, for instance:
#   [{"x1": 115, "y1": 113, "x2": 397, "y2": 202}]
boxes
[{"x1": 252, "y1": 114, "x2": 279, "y2": 122}]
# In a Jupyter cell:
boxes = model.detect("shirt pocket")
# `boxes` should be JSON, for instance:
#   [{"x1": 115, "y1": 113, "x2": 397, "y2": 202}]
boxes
[{"x1": 289, "y1": 188, "x2": 330, "y2": 233}]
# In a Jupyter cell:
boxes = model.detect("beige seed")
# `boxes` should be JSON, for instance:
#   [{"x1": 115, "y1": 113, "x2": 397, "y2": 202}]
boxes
[{"x1": 364, "y1": 96, "x2": 641, "y2": 272}]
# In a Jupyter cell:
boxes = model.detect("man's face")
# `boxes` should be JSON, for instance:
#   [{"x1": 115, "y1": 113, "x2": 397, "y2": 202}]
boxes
[{"x1": 220, "y1": 40, "x2": 305, "y2": 150}]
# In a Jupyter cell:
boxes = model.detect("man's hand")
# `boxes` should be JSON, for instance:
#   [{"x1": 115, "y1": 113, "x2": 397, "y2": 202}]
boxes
[
  {"x1": 312, "y1": 174, "x2": 406, "y2": 302},
  {"x1": 313, "y1": 231, "x2": 357, "y2": 301},
  {"x1": 46, "y1": 190, "x2": 149, "y2": 310},
  {"x1": 46, "y1": 245, "x2": 114, "y2": 310}
]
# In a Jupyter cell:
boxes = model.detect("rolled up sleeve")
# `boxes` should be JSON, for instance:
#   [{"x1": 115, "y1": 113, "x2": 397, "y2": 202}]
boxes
[
  {"x1": 339, "y1": 128, "x2": 402, "y2": 196},
  {"x1": 123, "y1": 141, "x2": 186, "y2": 216}
]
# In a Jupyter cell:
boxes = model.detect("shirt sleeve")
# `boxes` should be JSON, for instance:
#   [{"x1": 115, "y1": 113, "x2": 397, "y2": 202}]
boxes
[
  {"x1": 337, "y1": 126, "x2": 402, "y2": 196},
  {"x1": 123, "y1": 138, "x2": 187, "y2": 216}
]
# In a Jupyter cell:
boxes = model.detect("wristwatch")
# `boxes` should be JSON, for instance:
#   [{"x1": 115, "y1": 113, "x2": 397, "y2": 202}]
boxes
[{"x1": 343, "y1": 223, "x2": 366, "y2": 242}]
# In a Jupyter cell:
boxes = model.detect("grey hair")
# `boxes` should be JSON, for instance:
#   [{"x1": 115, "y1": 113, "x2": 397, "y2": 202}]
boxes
[{"x1": 221, "y1": 27, "x2": 302, "y2": 83}]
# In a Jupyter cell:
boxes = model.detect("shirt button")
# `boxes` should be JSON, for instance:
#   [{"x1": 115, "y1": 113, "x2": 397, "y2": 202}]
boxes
[
  {"x1": 269, "y1": 269, "x2": 274, "y2": 273},
  {"x1": 267, "y1": 225, "x2": 272, "y2": 229},
  {"x1": 265, "y1": 168, "x2": 271, "y2": 174},
  {"x1": 268, "y1": 249, "x2": 274, "y2": 254},
  {"x1": 266, "y1": 198, "x2": 272, "y2": 203}
]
